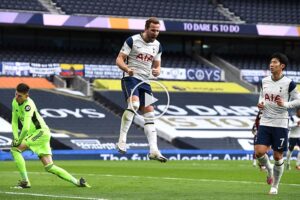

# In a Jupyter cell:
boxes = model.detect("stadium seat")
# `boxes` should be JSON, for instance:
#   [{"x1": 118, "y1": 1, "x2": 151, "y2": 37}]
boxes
[
  {"x1": 0, "y1": 0, "x2": 48, "y2": 12},
  {"x1": 218, "y1": 53, "x2": 300, "y2": 71},
  {"x1": 52, "y1": 0, "x2": 229, "y2": 21},
  {"x1": 220, "y1": 0, "x2": 300, "y2": 24}
]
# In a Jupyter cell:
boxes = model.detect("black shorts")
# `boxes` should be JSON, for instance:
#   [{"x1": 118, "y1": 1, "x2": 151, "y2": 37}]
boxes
[
  {"x1": 256, "y1": 125, "x2": 288, "y2": 151},
  {"x1": 121, "y1": 77, "x2": 152, "y2": 107},
  {"x1": 288, "y1": 138, "x2": 300, "y2": 151}
]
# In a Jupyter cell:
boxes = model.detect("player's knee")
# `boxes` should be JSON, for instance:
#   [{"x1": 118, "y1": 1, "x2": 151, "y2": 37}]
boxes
[
  {"x1": 255, "y1": 153, "x2": 262, "y2": 158},
  {"x1": 255, "y1": 151, "x2": 265, "y2": 158},
  {"x1": 144, "y1": 112, "x2": 155, "y2": 124},
  {"x1": 273, "y1": 155, "x2": 283, "y2": 161},
  {"x1": 127, "y1": 101, "x2": 140, "y2": 111}
]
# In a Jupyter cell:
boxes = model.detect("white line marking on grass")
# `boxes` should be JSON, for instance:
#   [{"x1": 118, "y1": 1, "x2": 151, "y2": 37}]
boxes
[
  {"x1": 0, "y1": 191, "x2": 107, "y2": 200},
  {"x1": 3, "y1": 171, "x2": 300, "y2": 187},
  {"x1": 80, "y1": 173, "x2": 300, "y2": 187}
]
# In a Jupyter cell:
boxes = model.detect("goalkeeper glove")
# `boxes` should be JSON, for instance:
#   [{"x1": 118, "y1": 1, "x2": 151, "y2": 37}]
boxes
[{"x1": 12, "y1": 139, "x2": 21, "y2": 147}]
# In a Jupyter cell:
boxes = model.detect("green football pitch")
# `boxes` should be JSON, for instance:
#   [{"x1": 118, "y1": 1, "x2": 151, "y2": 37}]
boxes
[{"x1": 0, "y1": 160, "x2": 299, "y2": 200}]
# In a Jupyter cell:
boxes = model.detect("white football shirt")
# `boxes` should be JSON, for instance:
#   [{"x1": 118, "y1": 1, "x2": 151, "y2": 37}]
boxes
[
  {"x1": 289, "y1": 115, "x2": 300, "y2": 138},
  {"x1": 120, "y1": 34, "x2": 162, "y2": 81},
  {"x1": 258, "y1": 75, "x2": 300, "y2": 128}
]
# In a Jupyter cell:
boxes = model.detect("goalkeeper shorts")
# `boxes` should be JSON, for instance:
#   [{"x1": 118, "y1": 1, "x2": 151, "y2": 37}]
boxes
[{"x1": 24, "y1": 128, "x2": 52, "y2": 157}]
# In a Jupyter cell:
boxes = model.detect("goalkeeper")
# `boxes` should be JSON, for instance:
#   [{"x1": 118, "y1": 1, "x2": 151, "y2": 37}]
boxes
[{"x1": 10, "y1": 83, "x2": 90, "y2": 188}]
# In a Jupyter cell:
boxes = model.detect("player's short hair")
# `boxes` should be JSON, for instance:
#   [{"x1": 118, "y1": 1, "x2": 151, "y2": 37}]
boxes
[
  {"x1": 16, "y1": 83, "x2": 30, "y2": 94},
  {"x1": 145, "y1": 17, "x2": 160, "y2": 29},
  {"x1": 271, "y1": 53, "x2": 289, "y2": 68}
]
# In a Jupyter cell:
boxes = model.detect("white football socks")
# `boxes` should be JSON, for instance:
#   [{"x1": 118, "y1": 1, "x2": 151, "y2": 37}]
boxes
[
  {"x1": 297, "y1": 152, "x2": 300, "y2": 166},
  {"x1": 144, "y1": 112, "x2": 159, "y2": 153},
  {"x1": 118, "y1": 109, "x2": 135, "y2": 144},
  {"x1": 257, "y1": 154, "x2": 273, "y2": 177},
  {"x1": 272, "y1": 158, "x2": 284, "y2": 189},
  {"x1": 286, "y1": 150, "x2": 292, "y2": 165}
]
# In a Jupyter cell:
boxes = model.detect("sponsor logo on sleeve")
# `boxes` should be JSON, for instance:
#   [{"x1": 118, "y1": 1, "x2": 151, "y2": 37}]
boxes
[{"x1": 25, "y1": 105, "x2": 31, "y2": 112}]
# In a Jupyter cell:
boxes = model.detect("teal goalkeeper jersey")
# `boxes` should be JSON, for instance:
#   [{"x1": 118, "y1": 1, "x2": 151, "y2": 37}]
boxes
[{"x1": 12, "y1": 97, "x2": 49, "y2": 140}]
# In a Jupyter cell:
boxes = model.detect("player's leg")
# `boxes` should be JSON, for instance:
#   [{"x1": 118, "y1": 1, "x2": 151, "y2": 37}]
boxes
[
  {"x1": 269, "y1": 127, "x2": 288, "y2": 195},
  {"x1": 252, "y1": 136, "x2": 257, "y2": 167},
  {"x1": 269, "y1": 151, "x2": 284, "y2": 195},
  {"x1": 139, "y1": 83, "x2": 167, "y2": 162},
  {"x1": 10, "y1": 143, "x2": 31, "y2": 188},
  {"x1": 255, "y1": 126, "x2": 273, "y2": 184},
  {"x1": 252, "y1": 153, "x2": 257, "y2": 167},
  {"x1": 140, "y1": 105, "x2": 167, "y2": 163},
  {"x1": 285, "y1": 138, "x2": 295, "y2": 170},
  {"x1": 117, "y1": 77, "x2": 140, "y2": 153},
  {"x1": 255, "y1": 144, "x2": 273, "y2": 178},
  {"x1": 41, "y1": 155, "x2": 76, "y2": 185},
  {"x1": 296, "y1": 139, "x2": 300, "y2": 170},
  {"x1": 29, "y1": 129, "x2": 90, "y2": 187},
  {"x1": 117, "y1": 96, "x2": 139, "y2": 153},
  {"x1": 253, "y1": 135, "x2": 266, "y2": 170},
  {"x1": 40, "y1": 155, "x2": 90, "y2": 187},
  {"x1": 141, "y1": 106, "x2": 158, "y2": 153},
  {"x1": 296, "y1": 149, "x2": 300, "y2": 170}
]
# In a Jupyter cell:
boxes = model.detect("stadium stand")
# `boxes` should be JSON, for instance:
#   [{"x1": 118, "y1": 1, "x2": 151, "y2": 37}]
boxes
[
  {"x1": 52, "y1": 0, "x2": 229, "y2": 21},
  {"x1": 218, "y1": 53, "x2": 300, "y2": 71},
  {"x1": 218, "y1": 54, "x2": 268, "y2": 70},
  {"x1": 220, "y1": 0, "x2": 300, "y2": 25},
  {"x1": 1, "y1": 0, "x2": 299, "y2": 26},
  {"x1": 0, "y1": 47, "x2": 209, "y2": 69},
  {"x1": 0, "y1": 48, "x2": 116, "y2": 64},
  {"x1": 163, "y1": 53, "x2": 212, "y2": 69},
  {"x1": 0, "y1": 0, "x2": 48, "y2": 12}
]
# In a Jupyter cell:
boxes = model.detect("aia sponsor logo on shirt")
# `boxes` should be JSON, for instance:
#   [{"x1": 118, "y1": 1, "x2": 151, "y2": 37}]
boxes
[
  {"x1": 265, "y1": 93, "x2": 280, "y2": 102},
  {"x1": 136, "y1": 53, "x2": 153, "y2": 62}
]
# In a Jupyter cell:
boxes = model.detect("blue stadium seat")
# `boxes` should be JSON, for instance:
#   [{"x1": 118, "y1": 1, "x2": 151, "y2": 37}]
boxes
[
  {"x1": 218, "y1": 53, "x2": 300, "y2": 71},
  {"x1": 220, "y1": 0, "x2": 300, "y2": 24},
  {"x1": 0, "y1": 0, "x2": 48, "y2": 12},
  {"x1": 53, "y1": 0, "x2": 229, "y2": 21}
]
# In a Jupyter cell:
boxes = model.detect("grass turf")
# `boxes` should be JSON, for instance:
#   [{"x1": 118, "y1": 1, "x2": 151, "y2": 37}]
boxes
[{"x1": 0, "y1": 160, "x2": 299, "y2": 200}]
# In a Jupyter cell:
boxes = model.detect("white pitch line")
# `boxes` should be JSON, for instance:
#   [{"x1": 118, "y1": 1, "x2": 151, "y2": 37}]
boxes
[
  {"x1": 2, "y1": 171, "x2": 300, "y2": 187},
  {"x1": 0, "y1": 191, "x2": 107, "y2": 200},
  {"x1": 75, "y1": 173, "x2": 300, "y2": 187}
]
